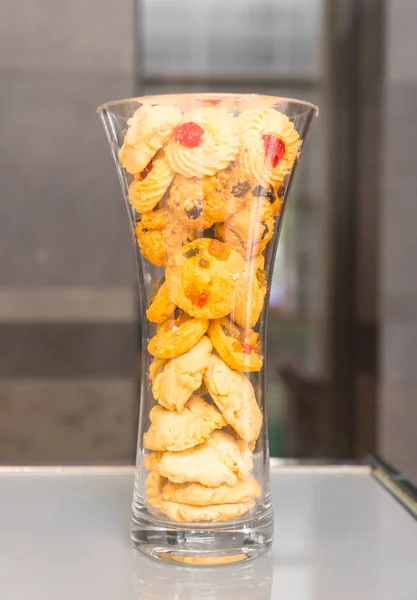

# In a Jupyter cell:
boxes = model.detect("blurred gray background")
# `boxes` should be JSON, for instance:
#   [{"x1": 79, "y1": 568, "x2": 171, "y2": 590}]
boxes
[{"x1": 0, "y1": 0, "x2": 416, "y2": 482}]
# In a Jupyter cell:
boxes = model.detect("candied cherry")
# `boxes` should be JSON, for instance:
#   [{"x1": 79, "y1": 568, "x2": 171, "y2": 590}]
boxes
[
  {"x1": 262, "y1": 134, "x2": 286, "y2": 168},
  {"x1": 240, "y1": 342, "x2": 253, "y2": 355},
  {"x1": 196, "y1": 291, "x2": 209, "y2": 308},
  {"x1": 173, "y1": 122, "x2": 205, "y2": 148},
  {"x1": 140, "y1": 159, "x2": 154, "y2": 180}
]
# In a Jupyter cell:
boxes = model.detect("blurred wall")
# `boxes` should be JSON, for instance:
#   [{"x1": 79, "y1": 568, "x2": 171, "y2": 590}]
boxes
[
  {"x1": 380, "y1": 0, "x2": 417, "y2": 482},
  {"x1": 0, "y1": 0, "x2": 138, "y2": 463}
]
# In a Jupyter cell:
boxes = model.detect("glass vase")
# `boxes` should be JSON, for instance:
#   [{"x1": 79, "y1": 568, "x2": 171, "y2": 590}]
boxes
[{"x1": 98, "y1": 94, "x2": 317, "y2": 564}]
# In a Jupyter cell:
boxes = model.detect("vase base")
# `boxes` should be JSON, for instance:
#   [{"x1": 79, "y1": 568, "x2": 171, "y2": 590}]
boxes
[{"x1": 131, "y1": 502, "x2": 273, "y2": 566}]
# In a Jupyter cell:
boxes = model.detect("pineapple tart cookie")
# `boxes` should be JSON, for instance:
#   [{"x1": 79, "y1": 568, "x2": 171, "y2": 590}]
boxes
[
  {"x1": 165, "y1": 238, "x2": 246, "y2": 319},
  {"x1": 165, "y1": 107, "x2": 239, "y2": 178},
  {"x1": 119, "y1": 103, "x2": 181, "y2": 175},
  {"x1": 204, "y1": 353, "x2": 263, "y2": 444},
  {"x1": 148, "y1": 309, "x2": 209, "y2": 359},
  {"x1": 152, "y1": 336, "x2": 213, "y2": 411},
  {"x1": 238, "y1": 108, "x2": 301, "y2": 185}
]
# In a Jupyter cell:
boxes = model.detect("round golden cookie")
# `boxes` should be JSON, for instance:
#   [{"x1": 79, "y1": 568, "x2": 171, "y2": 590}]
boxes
[
  {"x1": 252, "y1": 180, "x2": 286, "y2": 218},
  {"x1": 159, "y1": 499, "x2": 254, "y2": 523},
  {"x1": 204, "y1": 353, "x2": 263, "y2": 444},
  {"x1": 161, "y1": 474, "x2": 261, "y2": 506},
  {"x1": 215, "y1": 198, "x2": 275, "y2": 259},
  {"x1": 152, "y1": 336, "x2": 213, "y2": 411},
  {"x1": 202, "y1": 161, "x2": 255, "y2": 224},
  {"x1": 146, "y1": 279, "x2": 176, "y2": 323},
  {"x1": 127, "y1": 151, "x2": 174, "y2": 213},
  {"x1": 135, "y1": 208, "x2": 196, "y2": 267},
  {"x1": 166, "y1": 174, "x2": 214, "y2": 230},
  {"x1": 143, "y1": 395, "x2": 226, "y2": 452},
  {"x1": 208, "y1": 318, "x2": 262, "y2": 372},
  {"x1": 148, "y1": 309, "x2": 209, "y2": 359},
  {"x1": 232, "y1": 255, "x2": 267, "y2": 329},
  {"x1": 165, "y1": 238, "x2": 246, "y2": 319},
  {"x1": 144, "y1": 430, "x2": 253, "y2": 487},
  {"x1": 119, "y1": 103, "x2": 181, "y2": 175}
]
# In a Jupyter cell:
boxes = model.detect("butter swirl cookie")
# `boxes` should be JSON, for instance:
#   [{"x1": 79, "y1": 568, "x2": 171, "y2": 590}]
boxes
[
  {"x1": 165, "y1": 107, "x2": 239, "y2": 178},
  {"x1": 119, "y1": 103, "x2": 181, "y2": 175},
  {"x1": 127, "y1": 151, "x2": 174, "y2": 213},
  {"x1": 238, "y1": 108, "x2": 301, "y2": 185}
]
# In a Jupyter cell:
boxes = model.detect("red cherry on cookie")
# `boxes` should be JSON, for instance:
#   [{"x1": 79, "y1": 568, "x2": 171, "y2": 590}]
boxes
[
  {"x1": 241, "y1": 342, "x2": 253, "y2": 355},
  {"x1": 140, "y1": 159, "x2": 154, "y2": 180},
  {"x1": 173, "y1": 122, "x2": 205, "y2": 148},
  {"x1": 262, "y1": 134, "x2": 286, "y2": 168},
  {"x1": 196, "y1": 291, "x2": 209, "y2": 308}
]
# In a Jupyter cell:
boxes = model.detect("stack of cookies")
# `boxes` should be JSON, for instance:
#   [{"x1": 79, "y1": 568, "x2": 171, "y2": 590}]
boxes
[{"x1": 119, "y1": 99, "x2": 301, "y2": 523}]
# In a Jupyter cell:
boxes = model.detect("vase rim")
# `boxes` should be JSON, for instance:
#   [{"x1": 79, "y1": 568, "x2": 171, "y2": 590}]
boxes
[{"x1": 97, "y1": 93, "x2": 319, "y2": 118}]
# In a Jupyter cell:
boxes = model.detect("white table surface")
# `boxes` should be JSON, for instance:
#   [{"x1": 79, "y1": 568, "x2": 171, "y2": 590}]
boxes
[{"x1": 0, "y1": 465, "x2": 415, "y2": 599}]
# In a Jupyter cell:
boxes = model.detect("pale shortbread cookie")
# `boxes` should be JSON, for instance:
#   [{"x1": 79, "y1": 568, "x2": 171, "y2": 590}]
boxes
[
  {"x1": 143, "y1": 395, "x2": 226, "y2": 452},
  {"x1": 119, "y1": 104, "x2": 181, "y2": 175},
  {"x1": 161, "y1": 473, "x2": 261, "y2": 506},
  {"x1": 152, "y1": 336, "x2": 213, "y2": 411},
  {"x1": 238, "y1": 108, "x2": 301, "y2": 185},
  {"x1": 159, "y1": 499, "x2": 255, "y2": 523},
  {"x1": 160, "y1": 553, "x2": 247, "y2": 565},
  {"x1": 145, "y1": 471, "x2": 166, "y2": 509},
  {"x1": 165, "y1": 107, "x2": 239, "y2": 178},
  {"x1": 204, "y1": 353, "x2": 263, "y2": 444},
  {"x1": 144, "y1": 430, "x2": 253, "y2": 487},
  {"x1": 149, "y1": 357, "x2": 166, "y2": 382},
  {"x1": 127, "y1": 151, "x2": 174, "y2": 213}
]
